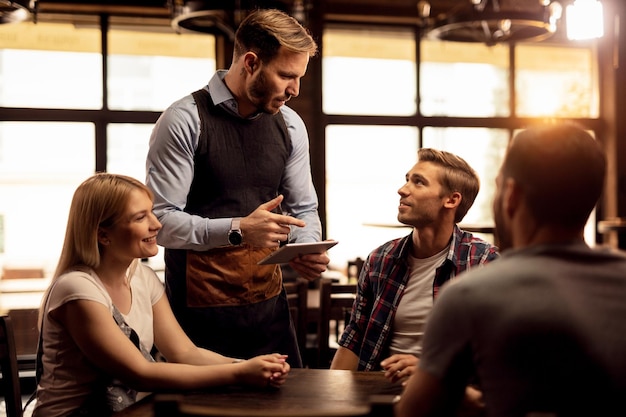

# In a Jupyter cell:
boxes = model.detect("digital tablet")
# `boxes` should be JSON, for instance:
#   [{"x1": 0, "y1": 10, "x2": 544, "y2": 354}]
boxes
[{"x1": 257, "y1": 241, "x2": 338, "y2": 265}]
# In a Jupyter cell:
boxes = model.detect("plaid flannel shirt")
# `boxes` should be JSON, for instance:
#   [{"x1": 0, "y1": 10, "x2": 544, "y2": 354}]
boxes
[{"x1": 338, "y1": 225, "x2": 499, "y2": 371}]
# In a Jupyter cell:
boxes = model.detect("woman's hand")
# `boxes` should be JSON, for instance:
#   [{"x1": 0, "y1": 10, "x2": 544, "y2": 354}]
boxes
[{"x1": 235, "y1": 354, "x2": 290, "y2": 388}]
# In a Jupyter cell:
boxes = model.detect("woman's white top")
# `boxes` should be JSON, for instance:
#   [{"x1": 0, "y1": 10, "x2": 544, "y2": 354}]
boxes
[{"x1": 33, "y1": 263, "x2": 164, "y2": 417}]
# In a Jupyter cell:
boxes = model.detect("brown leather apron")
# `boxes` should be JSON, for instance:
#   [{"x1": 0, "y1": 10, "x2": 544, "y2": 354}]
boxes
[{"x1": 186, "y1": 245, "x2": 282, "y2": 307}]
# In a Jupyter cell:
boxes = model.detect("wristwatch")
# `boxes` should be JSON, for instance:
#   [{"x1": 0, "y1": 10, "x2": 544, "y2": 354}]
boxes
[{"x1": 228, "y1": 218, "x2": 243, "y2": 246}]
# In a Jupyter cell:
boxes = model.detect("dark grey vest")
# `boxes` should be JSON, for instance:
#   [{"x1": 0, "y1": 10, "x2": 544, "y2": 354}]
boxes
[
  {"x1": 165, "y1": 88, "x2": 292, "y2": 309},
  {"x1": 185, "y1": 88, "x2": 292, "y2": 218}
]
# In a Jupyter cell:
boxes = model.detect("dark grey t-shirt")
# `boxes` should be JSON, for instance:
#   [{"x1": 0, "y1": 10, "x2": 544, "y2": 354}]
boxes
[{"x1": 420, "y1": 242, "x2": 626, "y2": 417}]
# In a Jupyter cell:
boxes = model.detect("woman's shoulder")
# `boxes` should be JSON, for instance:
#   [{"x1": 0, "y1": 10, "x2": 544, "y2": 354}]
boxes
[
  {"x1": 131, "y1": 262, "x2": 165, "y2": 302},
  {"x1": 47, "y1": 269, "x2": 110, "y2": 309},
  {"x1": 54, "y1": 269, "x2": 101, "y2": 292}
]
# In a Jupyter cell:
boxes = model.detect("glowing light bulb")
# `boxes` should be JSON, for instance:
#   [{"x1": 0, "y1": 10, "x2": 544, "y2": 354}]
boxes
[{"x1": 566, "y1": 0, "x2": 604, "y2": 40}]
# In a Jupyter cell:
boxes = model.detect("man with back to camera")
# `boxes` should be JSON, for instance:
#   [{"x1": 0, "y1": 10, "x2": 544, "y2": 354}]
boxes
[
  {"x1": 331, "y1": 148, "x2": 498, "y2": 410},
  {"x1": 145, "y1": 9, "x2": 329, "y2": 368},
  {"x1": 396, "y1": 123, "x2": 626, "y2": 417}
]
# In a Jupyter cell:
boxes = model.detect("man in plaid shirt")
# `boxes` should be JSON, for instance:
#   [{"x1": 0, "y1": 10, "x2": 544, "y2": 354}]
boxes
[{"x1": 331, "y1": 148, "x2": 499, "y2": 381}]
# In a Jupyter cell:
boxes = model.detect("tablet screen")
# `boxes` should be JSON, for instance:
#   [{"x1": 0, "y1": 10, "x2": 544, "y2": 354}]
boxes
[{"x1": 257, "y1": 241, "x2": 338, "y2": 265}]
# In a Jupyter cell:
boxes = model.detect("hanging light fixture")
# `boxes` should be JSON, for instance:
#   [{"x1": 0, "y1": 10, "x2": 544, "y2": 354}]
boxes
[
  {"x1": 169, "y1": 1, "x2": 302, "y2": 39},
  {"x1": 418, "y1": 0, "x2": 564, "y2": 46},
  {"x1": 0, "y1": 0, "x2": 36, "y2": 24},
  {"x1": 291, "y1": 0, "x2": 311, "y2": 25},
  {"x1": 169, "y1": 0, "x2": 239, "y2": 40}
]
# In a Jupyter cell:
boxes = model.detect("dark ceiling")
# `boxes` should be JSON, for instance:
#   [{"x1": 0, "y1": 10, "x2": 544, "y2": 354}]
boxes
[
  {"x1": 27, "y1": 0, "x2": 581, "y2": 47},
  {"x1": 29, "y1": 0, "x2": 582, "y2": 35},
  {"x1": 34, "y1": 0, "x2": 561, "y2": 23}
]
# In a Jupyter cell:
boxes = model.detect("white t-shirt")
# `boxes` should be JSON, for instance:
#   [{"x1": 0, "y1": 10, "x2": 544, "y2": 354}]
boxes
[
  {"x1": 33, "y1": 263, "x2": 164, "y2": 417},
  {"x1": 389, "y1": 246, "x2": 448, "y2": 357}
]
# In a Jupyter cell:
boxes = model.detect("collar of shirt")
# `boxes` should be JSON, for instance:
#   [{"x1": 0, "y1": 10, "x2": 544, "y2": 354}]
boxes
[{"x1": 208, "y1": 70, "x2": 263, "y2": 120}]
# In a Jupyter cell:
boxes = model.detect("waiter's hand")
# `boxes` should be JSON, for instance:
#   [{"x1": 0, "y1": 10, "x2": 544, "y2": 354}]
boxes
[
  {"x1": 241, "y1": 195, "x2": 305, "y2": 247},
  {"x1": 289, "y1": 252, "x2": 330, "y2": 281}
]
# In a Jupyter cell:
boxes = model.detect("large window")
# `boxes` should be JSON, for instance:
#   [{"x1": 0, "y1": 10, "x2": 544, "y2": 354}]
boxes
[
  {"x1": 420, "y1": 41, "x2": 510, "y2": 117},
  {"x1": 323, "y1": 25, "x2": 600, "y2": 272},
  {"x1": 0, "y1": 15, "x2": 601, "y2": 284},
  {"x1": 0, "y1": 19, "x2": 215, "y2": 279},
  {"x1": 322, "y1": 26, "x2": 416, "y2": 116},
  {"x1": 0, "y1": 122, "x2": 95, "y2": 273},
  {"x1": 0, "y1": 21, "x2": 102, "y2": 109},
  {"x1": 325, "y1": 125, "x2": 418, "y2": 266},
  {"x1": 108, "y1": 27, "x2": 215, "y2": 111},
  {"x1": 515, "y1": 44, "x2": 599, "y2": 117}
]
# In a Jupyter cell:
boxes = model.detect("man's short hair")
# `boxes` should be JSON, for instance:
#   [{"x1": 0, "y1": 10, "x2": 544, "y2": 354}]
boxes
[
  {"x1": 234, "y1": 9, "x2": 318, "y2": 63},
  {"x1": 502, "y1": 123, "x2": 606, "y2": 228}
]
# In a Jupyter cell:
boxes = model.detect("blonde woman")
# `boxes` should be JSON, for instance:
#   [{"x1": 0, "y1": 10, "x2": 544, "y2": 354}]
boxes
[{"x1": 33, "y1": 173, "x2": 289, "y2": 417}]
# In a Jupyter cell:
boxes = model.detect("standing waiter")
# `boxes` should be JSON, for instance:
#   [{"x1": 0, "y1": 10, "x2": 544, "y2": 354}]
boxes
[{"x1": 146, "y1": 9, "x2": 329, "y2": 367}]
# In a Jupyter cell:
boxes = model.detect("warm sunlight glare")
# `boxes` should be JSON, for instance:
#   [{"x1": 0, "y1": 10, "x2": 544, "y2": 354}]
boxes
[
  {"x1": 519, "y1": 80, "x2": 561, "y2": 116},
  {"x1": 566, "y1": 0, "x2": 604, "y2": 40}
]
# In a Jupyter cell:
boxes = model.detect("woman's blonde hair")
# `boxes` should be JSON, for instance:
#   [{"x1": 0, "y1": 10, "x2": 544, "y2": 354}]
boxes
[
  {"x1": 53, "y1": 172, "x2": 153, "y2": 279},
  {"x1": 38, "y1": 173, "x2": 153, "y2": 327}
]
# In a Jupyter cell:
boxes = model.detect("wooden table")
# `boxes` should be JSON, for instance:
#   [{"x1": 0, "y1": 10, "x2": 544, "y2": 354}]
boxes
[{"x1": 113, "y1": 368, "x2": 403, "y2": 417}]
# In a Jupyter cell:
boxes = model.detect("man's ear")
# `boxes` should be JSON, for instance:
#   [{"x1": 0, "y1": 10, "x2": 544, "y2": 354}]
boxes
[
  {"x1": 443, "y1": 191, "x2": 462, "y2": 210},
  {"x1": 244, "y1": 52, "x2": 258, "y2": 74},
  {"x1": 502, "y1": 178, "x2": 520, "y2": 218}
]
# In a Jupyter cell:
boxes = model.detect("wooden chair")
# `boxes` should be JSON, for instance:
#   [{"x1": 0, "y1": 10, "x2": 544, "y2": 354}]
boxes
[
  {"x1": 1, "y1": 268, "x2": 44, "y2": 280},
  {"x1": 347, "y1": 257, "x2": 365, "y2": 281},
  {"x1": 0, "y1": 315, "x2": 24, "y2": 417},
  {"x1": 283, "y1": 277, "x2": 309, "y2": 360},
  {"x1": 317, "y1": 278, "x2": 357, "y2": 369}
]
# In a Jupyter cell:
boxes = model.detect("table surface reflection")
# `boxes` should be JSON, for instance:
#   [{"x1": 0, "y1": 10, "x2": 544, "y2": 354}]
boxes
[{"x1": 113, "y1": 368, "x2": 403, "y2": 417}]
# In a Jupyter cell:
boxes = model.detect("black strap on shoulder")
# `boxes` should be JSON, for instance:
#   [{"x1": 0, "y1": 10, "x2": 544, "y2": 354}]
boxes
[
  {"x1": 25, "y1": 300, "x2": 154, "y2": 412},
  {"x1": 23, "y1": 316, "x2": 43, "y2": 412}
]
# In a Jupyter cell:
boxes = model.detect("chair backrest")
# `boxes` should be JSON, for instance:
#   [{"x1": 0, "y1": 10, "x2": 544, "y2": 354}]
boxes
[
  {"x1": 0, "y1": 315, "x2": 24, "y2": 417},
  {"x1": 1, "y1": 268, "x2": 44, "y2": 280},
  {"x1": 283, "y1": 277, "x2": 308, "y2": 358},
  {"x1": 347, "y1": 257, "x2": 364, "y2": 281},
  {"x1": 317, "y1": 278, "x2": 357, "y2": 368}
]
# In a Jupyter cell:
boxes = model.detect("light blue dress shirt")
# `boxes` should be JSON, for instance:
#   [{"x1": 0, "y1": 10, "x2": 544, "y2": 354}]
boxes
[{"x1": 146, "y1": 70, "x2": 322, "y2": 251}]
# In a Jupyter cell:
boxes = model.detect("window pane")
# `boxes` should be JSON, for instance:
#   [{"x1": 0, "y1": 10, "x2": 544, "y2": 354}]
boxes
[
  {"x1": 0, "y1": 22, "x2": 102, "y2": 109},
  {"x1": 420, "y1": 40, "x2": 509, "y2": 117},
  {"x1": 108, "y1": 29, "x2": 215, "y2": 111},
  {"x1": 422, "y1": 127, "x2": 509, "y2": 228},
  {"x1": 515, "y1": 44, "x2": 599, "y2": 117},
  {"x1": 107, "y1": 123, "x2": 153, "y2": 182},
  {"x1": 107, "y1": 123, "x2": 165, "y2": 272},
  {"x1": 322, "y1": 26, "x2": 416, "y2": 116},
  {"x1": 0, "y1": 122, "x2": 95, "y2": 273},
  {"x1": 325, "y1": 125, "x2": 418, "y2": 269}
]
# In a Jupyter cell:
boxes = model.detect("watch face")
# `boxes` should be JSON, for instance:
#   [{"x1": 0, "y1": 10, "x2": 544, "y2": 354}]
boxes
[{"x1": 228, "y1": 230, "x2": 243, "y2": 245}]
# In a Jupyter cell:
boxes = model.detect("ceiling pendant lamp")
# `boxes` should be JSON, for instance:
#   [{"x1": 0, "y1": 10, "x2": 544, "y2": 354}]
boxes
[
  {"x1": 168, "y1": 0, "x2": 298, "y2": 39},
  {"x1": 566, "y1": 0, "x2": 604, "y2": 40},
  {"x1": 418, "y1": 0, "x2": 564, "y2": 46},
  {"x1": 169, "y1": 0, "x2": 238, "y2": 40},
  {"x1": 0, "y1": 0, "x2": 36, "y2": 24}
]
